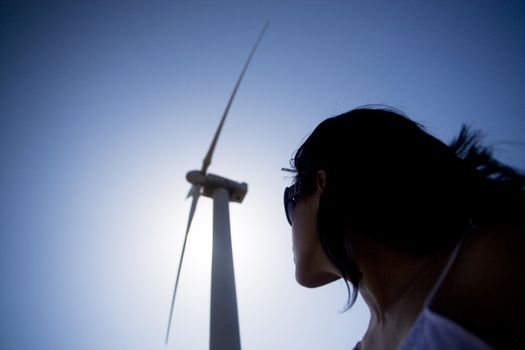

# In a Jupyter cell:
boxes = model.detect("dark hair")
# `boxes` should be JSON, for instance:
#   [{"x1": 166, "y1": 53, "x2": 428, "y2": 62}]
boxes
[{"x1": 290, "y1": 106, "x2": 525, "y2": 309}]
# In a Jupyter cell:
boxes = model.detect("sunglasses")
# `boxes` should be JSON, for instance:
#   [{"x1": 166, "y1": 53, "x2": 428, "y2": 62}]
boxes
[{"x1": 283, "y1": 182, "x2": 301, "y2": 225}]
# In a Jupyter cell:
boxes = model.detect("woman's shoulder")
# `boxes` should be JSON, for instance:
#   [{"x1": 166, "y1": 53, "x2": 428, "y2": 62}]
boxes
[{"x1": 428, "y1": 225, "x2": 525, "y2": 349}]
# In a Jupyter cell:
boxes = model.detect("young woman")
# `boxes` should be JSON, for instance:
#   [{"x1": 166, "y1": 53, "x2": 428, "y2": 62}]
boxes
[{"x1": 283, "y1": 107, "x2": 524, "y2": 349}]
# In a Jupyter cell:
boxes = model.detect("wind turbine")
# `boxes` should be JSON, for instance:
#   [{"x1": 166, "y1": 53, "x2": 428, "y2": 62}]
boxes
[{"x1": 165, "y1": 22, "x2": 269, "y2": 349}]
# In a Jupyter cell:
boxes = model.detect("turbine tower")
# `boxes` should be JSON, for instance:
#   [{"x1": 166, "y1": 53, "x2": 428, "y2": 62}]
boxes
[{"x1": 165, "y1": 22, "x2": 269, "y2": 350}]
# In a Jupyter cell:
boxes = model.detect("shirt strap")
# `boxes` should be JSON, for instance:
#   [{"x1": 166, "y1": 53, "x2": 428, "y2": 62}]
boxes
[{"x1": 424, "y1": 225, "x2": 474, "y2": 307}]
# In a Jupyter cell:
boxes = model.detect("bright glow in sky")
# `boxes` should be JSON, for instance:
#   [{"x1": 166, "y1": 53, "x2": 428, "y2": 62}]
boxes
[{"x1": 1, "y1": 1, "x2": 524, "y2": 349}]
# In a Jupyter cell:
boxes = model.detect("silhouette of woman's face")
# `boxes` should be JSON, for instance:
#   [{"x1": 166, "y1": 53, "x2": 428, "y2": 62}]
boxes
[{"x1": 290, "y1": 172, "x2": 340, "y2": 287}]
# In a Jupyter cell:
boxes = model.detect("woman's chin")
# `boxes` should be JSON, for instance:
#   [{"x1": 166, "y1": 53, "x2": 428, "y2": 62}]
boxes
[{"x1": 295, "y1": 269, "x2": 340, "y2": 288}]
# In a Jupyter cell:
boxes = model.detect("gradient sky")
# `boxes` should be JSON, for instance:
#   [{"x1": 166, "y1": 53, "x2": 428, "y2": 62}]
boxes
[{"x1": 1, "y1": 1, "x2": 524, "y2": 349}]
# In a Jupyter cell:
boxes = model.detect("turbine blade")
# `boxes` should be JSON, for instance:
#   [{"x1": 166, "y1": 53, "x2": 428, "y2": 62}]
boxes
[
  {"x1": 201, "y1": 21, "x2": 269, "y2": 174},
  {"x1": 165, "y1": 186, "x2": 201, "y2": 344},
  {"x1": 185, "y1": 186, "x2": 201, "y2": 235},
  {"x1": 186, "y1": 184, "x2": 199, "y2": 199}
]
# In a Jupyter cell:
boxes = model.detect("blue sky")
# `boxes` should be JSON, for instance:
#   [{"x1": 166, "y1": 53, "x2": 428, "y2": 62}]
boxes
[{"x1": 1, "y1": 1, "x2": 524, "y2": 349}]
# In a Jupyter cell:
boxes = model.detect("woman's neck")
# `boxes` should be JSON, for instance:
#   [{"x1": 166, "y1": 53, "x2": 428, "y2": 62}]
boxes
[{"x1": 355, "y1": 240, "x2": 452, "y2": 349}]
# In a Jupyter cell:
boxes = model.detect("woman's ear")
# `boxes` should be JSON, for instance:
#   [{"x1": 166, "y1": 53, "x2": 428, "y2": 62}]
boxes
[{"x1": 316, "y1": 170, "x2": 326, "y2": 191}]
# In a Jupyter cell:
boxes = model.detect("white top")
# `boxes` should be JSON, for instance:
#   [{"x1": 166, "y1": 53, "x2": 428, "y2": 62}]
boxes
[{"x1": 397, "y1": 307, "x2": 494, "y2": 350}]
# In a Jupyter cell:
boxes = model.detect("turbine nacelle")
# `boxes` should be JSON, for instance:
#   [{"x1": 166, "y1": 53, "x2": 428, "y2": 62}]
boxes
[{"x1": 186, "y1": 170, "x2": 248, "y2": 203}]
